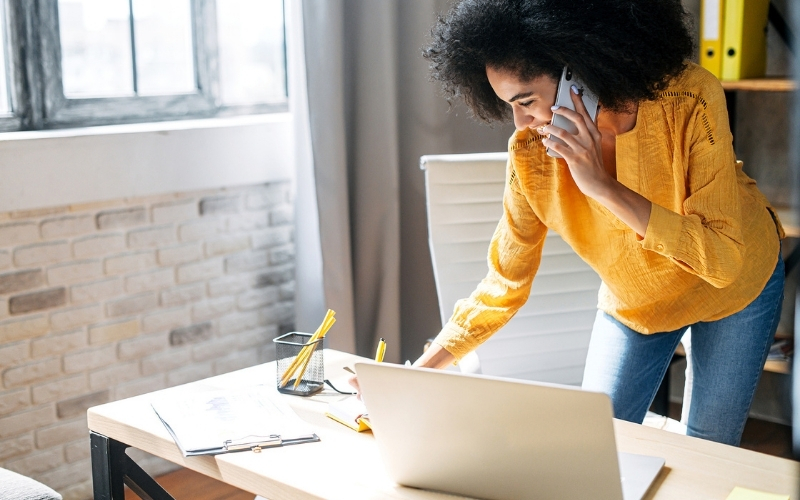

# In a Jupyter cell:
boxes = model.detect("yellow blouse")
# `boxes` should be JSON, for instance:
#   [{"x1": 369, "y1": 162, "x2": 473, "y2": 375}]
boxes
[{"x1": 434, "y1": 63, "x2": 784, "y2": 362}]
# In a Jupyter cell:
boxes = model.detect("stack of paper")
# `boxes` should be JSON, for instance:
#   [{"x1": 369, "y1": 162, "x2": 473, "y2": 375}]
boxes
[{"x1": 151, "y1": 385, "x2": 319, "y2": 456}]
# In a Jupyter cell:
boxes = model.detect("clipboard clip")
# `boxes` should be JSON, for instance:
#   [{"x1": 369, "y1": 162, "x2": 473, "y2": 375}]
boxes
[{"x1": 223, "y1": 434, "x2": 282, "y2": 452}]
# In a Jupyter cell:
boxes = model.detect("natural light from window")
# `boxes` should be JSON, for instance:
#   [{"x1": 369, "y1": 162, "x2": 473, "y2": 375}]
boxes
[
  {"x1": 217, "y1": 0, "x2": 286, "y2": 105},
  {"x1": 58, "y1": 0, "x2": 196, "y2": 98},
  {"x1": 58, "y1": 0, "x2": 135, "y2": 97},
  {"x1": 132, "y1": 0, "x2": 195, "y2": 96}
]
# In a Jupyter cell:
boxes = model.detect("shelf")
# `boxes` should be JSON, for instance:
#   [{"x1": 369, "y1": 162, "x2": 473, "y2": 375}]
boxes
[
  {"x1": 675, "y1": 344, "x2": 790, "y2": 375},
  {"x1": 774, "y1": 206, "x2": 800, "y2": 238},
  {"x1": 720, "y1": 78, "x2": 796, "y2": 92}
]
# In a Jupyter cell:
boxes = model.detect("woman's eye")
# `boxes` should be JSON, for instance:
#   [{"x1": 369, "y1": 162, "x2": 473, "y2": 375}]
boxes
[{"x1": 519, "y1": 100, "x2": 534, "y2": 107}]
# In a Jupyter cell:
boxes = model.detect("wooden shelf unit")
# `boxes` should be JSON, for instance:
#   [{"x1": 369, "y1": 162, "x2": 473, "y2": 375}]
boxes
[
  {"x1": 774, "y1": 206, "x2": 799, "y2": 238},
  {"x1": 720, "y1": 78, "x2": 796, "y2": 92}
]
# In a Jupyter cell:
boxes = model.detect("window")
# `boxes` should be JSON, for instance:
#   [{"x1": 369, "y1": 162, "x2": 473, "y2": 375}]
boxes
[{"x1": 0, "y1": 0, "x2": 287, "y2": 131}]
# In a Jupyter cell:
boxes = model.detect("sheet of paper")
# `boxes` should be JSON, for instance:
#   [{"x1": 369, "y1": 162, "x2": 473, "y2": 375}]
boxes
[
  {"x1": 726, "y1": 486, "x2": 790, "y2": 500},
  {"x1": 151, "y1": 385, "x2": 316, "y2": 455}
]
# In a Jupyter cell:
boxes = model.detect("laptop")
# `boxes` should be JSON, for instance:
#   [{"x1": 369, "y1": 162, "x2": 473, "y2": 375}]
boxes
[{"x1": 355, "y1": 362, "x2": 664, "y2": 500}]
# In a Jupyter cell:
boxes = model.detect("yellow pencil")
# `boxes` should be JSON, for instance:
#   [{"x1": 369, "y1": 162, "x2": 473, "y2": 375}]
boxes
[
  {"x1": 280, "y1": 310, "x2": 335, "y2": 387},
  {"x1": 375, "y1": 338, "x2": 386, "y2": 363},
  {"x1": 291, "y1": 317, "x2": 336, "y2": 388}
]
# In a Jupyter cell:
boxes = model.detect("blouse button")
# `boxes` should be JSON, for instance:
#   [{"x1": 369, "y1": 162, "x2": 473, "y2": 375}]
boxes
[{"x1": 656, "y1": 244, "x2": 664, "y2": 251}]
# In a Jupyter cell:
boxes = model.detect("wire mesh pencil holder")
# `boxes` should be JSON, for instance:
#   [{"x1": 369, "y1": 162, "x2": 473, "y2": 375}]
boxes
[{"x1": 274, "y1": 332, "x2": 325, "y2": 396}]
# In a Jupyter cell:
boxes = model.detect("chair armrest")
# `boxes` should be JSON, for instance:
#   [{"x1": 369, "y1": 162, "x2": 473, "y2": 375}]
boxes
[{"x1": 0, "y1": 467, "x2": 62, "y2": 500}]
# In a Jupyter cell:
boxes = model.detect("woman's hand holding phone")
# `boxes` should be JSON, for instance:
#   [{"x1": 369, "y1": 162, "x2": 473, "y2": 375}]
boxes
[
  {"x1": 541, "y1": 87, "x2": 652, "y2": 237},
  {"x1": 541, "y1": 86, "x2": 612, "y2": 200}
]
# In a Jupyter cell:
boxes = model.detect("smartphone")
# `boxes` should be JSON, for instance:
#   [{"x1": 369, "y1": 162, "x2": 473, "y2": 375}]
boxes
[{"x1": 545, "y1": 66, "x2": 600, "y2": 158}]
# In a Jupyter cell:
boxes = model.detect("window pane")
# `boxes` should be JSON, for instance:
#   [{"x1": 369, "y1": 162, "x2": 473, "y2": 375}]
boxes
[
  {"x1": 132, "y1": 0, "x2": 195, "y2": 96},
  {"x1": 216, "y1": 0, "x2": 287, "y2": 106},
  {"x1": 0, "y1": 2, "x2": 10, "y2": 115},
  {"x1": 58, "y1": 0, "x2": 134, "y2": 98}
]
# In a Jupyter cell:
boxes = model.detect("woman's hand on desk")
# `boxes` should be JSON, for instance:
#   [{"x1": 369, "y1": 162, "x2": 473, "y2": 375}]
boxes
[{"x1": 347, "y1": 344, "x2": 456, "y2": 398}]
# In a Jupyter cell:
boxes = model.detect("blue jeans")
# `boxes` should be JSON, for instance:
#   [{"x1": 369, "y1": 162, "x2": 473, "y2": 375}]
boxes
[{"x1": 581, "y1": 252, "x2": 785, "y2": 446}]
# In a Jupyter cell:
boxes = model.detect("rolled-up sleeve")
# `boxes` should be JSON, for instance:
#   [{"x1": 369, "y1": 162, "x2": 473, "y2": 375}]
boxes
[
  {"x1": 639, "y1": 83, "x2": 744, "y2": 288},
  {"x1": 433, "y1": 158, "x2": 549, "y2": 361}
]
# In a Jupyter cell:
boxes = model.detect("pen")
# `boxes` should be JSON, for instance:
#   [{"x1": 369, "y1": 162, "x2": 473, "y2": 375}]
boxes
[{"x1": 375, "y1": 338, "x2": 386, "y2": 363}]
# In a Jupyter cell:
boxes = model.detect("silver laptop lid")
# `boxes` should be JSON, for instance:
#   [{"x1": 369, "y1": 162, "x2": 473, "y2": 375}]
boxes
[{"x1": 356, "y1": 362, "x2": 624, "y2": 500}]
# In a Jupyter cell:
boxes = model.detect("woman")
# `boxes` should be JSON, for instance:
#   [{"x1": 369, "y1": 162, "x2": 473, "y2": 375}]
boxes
[{"x1": 355, "y1": 0, "x2": 785, "y2": 446}]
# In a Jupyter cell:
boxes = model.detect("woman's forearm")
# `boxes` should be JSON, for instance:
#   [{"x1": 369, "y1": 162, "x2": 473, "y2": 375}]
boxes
[
  {"x1": 593, "y1": 179, "x2": 652, "y2": 238},
  {"x1": 413, "y1": 343, "x2": 456, "y2": 369}
]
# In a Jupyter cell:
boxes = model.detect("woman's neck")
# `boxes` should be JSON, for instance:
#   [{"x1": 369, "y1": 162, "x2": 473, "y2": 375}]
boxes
[{"x1": 596, "y1": 103, "x2": 639, "y2": 136}]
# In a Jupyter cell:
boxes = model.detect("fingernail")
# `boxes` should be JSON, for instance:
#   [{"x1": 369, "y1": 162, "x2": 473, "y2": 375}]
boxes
[
  {"x1": 571, "y1": 85, "x2": 579, "y2": 94},
  {"x1": 551, "y1": 105, "x2": 559, "y2": 111}
]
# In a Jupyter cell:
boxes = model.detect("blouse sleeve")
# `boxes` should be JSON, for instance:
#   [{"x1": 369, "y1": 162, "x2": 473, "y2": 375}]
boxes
[
  {"x1": 433, "y1": 157, "x2": 549, "y2": 362},
  {"x1": 639, "y1": 79, "x2": 745, "y2": 288}
]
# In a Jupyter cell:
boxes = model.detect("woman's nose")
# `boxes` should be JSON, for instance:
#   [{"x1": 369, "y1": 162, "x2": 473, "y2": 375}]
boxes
[{"x1": 513, "y1": 108, "x2": 533, "y2": 131}]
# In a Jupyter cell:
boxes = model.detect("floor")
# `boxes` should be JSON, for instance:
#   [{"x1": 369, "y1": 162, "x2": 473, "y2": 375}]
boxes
[{"x1": 125, "y1": 407, "x2": 794, "y2": 499}]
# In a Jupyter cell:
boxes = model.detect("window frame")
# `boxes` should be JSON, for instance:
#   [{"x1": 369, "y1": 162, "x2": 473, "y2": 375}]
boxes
[{"x1": 4, "y1": 0, "x2": 288, "y2": 131}]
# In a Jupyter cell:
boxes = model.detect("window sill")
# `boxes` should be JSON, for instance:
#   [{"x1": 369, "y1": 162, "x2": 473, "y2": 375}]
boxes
[{"x1": 0, "y1": 113, "x2": 294, "y2": 213}]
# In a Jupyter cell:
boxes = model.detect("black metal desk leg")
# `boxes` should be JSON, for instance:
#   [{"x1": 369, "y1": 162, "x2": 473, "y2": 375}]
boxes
[{"x1": 90, "y1": 431, "x2": 175, "y2": 500}]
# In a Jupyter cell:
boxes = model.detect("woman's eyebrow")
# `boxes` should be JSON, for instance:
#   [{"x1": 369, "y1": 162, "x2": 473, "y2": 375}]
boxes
[{"x1": 509, "y1": 91, "x2": 535, "y2": 102}]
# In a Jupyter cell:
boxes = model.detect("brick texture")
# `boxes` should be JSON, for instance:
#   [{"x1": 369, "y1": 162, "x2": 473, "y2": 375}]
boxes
[
  {"x1": 0, "y1": 315, "x2": 49, "y2": 342},
  {"x1": 3, "y1": 358, "x2": 62, "y2": 387},
  {"x1": 151, "y1": 200, "x2": 198, "y2": 225},
  {"x1": 0, "y1": 269, "x2": 44, "y2": 295},
  {"x1": 47, "y1": 260, "x2": 104, "y2": 286},
  {"x1": 169, "y1": 322, "x2": 212, "y2": 346},
  {"x1": 89, "y1": 320, "x2": 139, "y2": 344},
  {"x1": 41, "y1": 215, "x2": 95, "y2": 239},
  {"x1": 0, "y1": 342, "x2": 29, "y2": 368},
  {"x1": 128, "y1": 225, "x2": 177, "y2": 249},
  {"x1": 105, "y1": 251, "x2": 157, "y2": 275},
  {"x1": 50, "y1": 304, "x2": 104, "y2": 331},
  {"x1": 0, "y1": 389, "x2": 30, "y2": 416},
  {"x1": 56, "y1": 390, "x2": 109, "y2": 418},
  {"x1": 35, "y1": 417, "x2": 87, "y2": 448},
  {"x1": 73, "y1": 234, "x2": 126, "y2": 258},
  {"x1": 199, "y1": 195, "x2": 240, "y2": 215},
  {"x1": 0, "y1": 222, "x2": 40, "y2": 247},
  {"x1": 106, "y1": 292, "x2": 158, "y2": 317},
  {"x1": 71, "y1": 278, "x2": 123, "y2": 304},
  {"x1": 9, "y1": 288, "x2": 67, "y2": 314},
  {"x1": 96, "y1": 207, "x2": 147, "y2": 230},
  {"x1": 157, "y1": 242, "x2": 204, "y2": 266},
  {"x1": 0, "y1": 434, "x2": 35, "y2": 461},
  {"x1": 0, "y1": 250, "x2": 10, "y2": 270},
  {"x1": 14, "y1": 241, "x2": 71, "y2": 267},
  {"x1": 0, "y1": 181, "x2": 296, "y2": 495},
  {"x1": 31, "y1": 330, "x2": 86, "y2": 358},
  {"x1": 32, "y1": 374, "x2": 88, "y2": 404},
  {"x1": 0, "y1": 406, "x2": 56, "y2": 439}
]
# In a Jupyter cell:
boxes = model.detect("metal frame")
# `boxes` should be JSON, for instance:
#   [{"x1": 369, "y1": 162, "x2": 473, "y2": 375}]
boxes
[
  {"x1": 90, "y1": 431, "x2": 175, "y2": 500},
  {"x1": 0, "y1": 0, "x2": 288, "y2": 131}
]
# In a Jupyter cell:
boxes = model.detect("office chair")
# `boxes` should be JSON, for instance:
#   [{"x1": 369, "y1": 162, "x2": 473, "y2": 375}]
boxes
[{"x1": 420, "y1": 153, "x2": 601, "y2": 384}]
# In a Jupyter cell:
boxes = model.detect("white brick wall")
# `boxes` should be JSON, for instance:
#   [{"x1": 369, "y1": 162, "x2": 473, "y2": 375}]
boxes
[{"x1": 0, "y1": 181, "x2": 294, "y2": 498}]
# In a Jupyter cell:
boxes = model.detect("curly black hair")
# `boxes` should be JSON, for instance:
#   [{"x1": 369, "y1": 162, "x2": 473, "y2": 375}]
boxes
[{"x1": 424, "y1": 0, "x2": 695, "y2": 120}]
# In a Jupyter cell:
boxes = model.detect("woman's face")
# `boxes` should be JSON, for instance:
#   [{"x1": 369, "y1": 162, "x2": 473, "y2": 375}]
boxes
[{"x1": 486, "y1": 66, "x2": 558, "y2": 132}]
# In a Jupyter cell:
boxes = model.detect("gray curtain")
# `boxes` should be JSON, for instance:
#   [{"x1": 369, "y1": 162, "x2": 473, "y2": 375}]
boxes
[{"x1": 298, "y1": 0, "x2": 515, "y2": 361}]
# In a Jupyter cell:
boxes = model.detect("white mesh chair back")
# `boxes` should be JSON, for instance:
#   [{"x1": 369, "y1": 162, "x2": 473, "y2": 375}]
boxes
[{"x1": 421, "y1": 153, "x2": 601, "y2": 384}]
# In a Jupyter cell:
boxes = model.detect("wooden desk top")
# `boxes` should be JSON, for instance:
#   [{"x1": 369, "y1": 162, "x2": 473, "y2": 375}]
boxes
[{"x1": 87, "y1": 350, "x2": 799, "y2": 500}]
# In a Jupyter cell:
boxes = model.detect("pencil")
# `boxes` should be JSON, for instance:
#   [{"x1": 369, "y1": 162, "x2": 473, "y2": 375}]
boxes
[
  {"x1": 291, "y1": 316, "x2": 336, "y2": 389},
  {"x1": 375, "y1": 338, "x2": 386, "y2": 363},
  {"x1": 280, "y1": 310, "x2": 335, "y2": 388}
]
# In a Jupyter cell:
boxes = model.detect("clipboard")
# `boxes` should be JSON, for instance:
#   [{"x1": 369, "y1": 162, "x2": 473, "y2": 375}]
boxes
[{"x1": 151, "y1": 385, "x2": 319, "y2": 456}]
